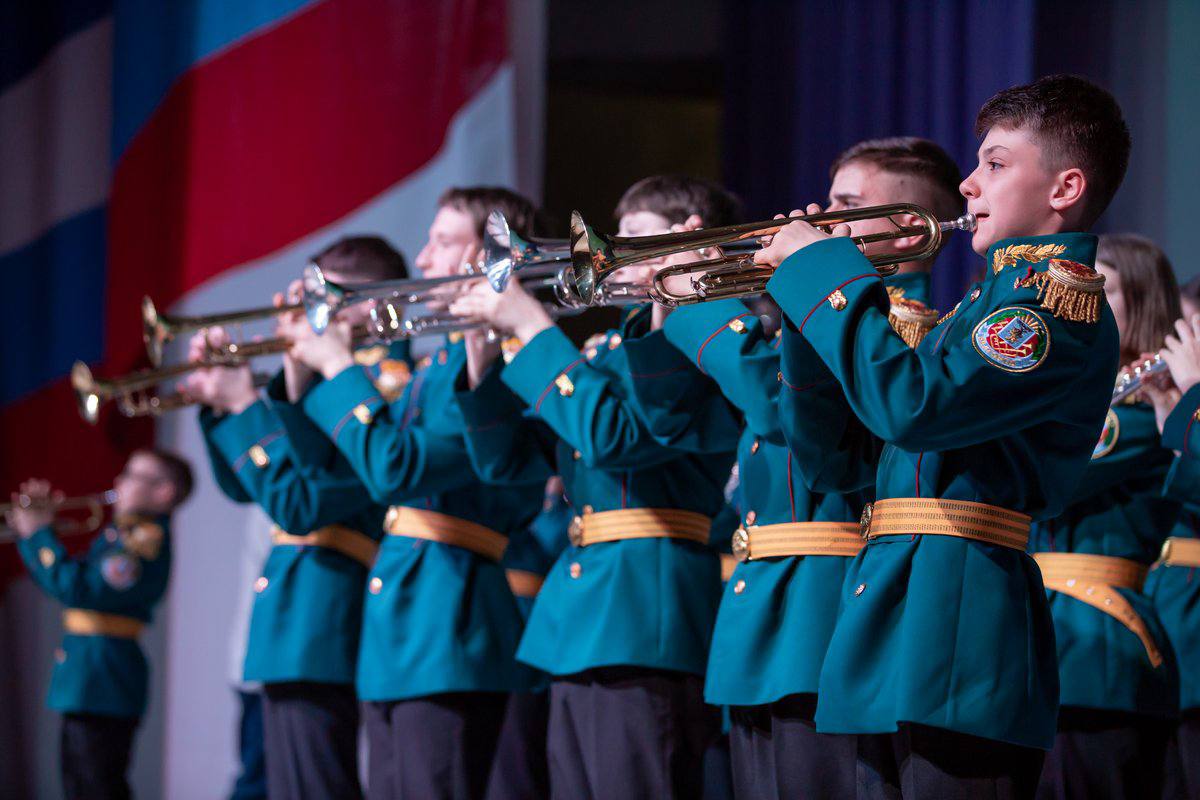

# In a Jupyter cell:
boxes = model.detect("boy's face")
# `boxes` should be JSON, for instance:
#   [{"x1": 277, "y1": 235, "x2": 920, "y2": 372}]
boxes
[
  {"x1": 415, "y1": 206, "x2": 479, "y2": 279},
  {"x1": 610, "y1": 210, "x2": 675, "y2": 287},
  {"x1": 960, "y1": 125, "x2": 1064, "y2": 255},
  {"x1": 827, "y1": 161, "x2": 923, "y2": 259},
  {"x1": 113, "y1": 453, "x2": 177, "y2": 517}
]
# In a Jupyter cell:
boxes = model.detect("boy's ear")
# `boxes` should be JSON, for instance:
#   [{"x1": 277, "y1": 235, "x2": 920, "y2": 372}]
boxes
[
  {"x1": 1049, "y1": 167, "x2": 1087, "y2": 216},
  {"x1": 889, "y1": 212, "x2": 927, "y2": 252}
]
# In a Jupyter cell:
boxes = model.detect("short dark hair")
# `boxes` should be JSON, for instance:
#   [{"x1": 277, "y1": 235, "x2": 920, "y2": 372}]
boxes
[
  {"x1": 614, "y1": 175, "x2": 744, "y2": 228},
  {"x1": 1097, "y1": 233, "x2": 1181, "y2": 363},
  {"x1": 135, "y1": 448, "x2": 194, "y2": 509},
  {"x1": 311, "y1": 235, "x2": 409, "y2": 282},
  {"x1": 975, "y1": 74, "x2": 1131, "y2": 228},
  {"x1": 437, "y1": 187, "x2": 542, "y2": 240},
  {"x1": 829, "y1": 137, "x2": 964, "y2": 221}
]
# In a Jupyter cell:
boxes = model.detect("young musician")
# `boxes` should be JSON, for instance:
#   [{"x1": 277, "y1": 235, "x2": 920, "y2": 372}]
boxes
[
  {"x1": 622, "y1": 139, "x2": 961, "y2": 798},
  {"x1": 1142, "y1": 277, "x2": 1200, "y2": 800},
  {"x1": 447, "y1": 176, "x2": 741, "y2": 799},
  {"x1": 185, "y1": 235, "x2": 412, "y2": 799},
  {"x1": 7, "y1": 450, "x2": 193, "y2": 800},
  {"x1": 757, "y1": 74, "x2": 1130, "y2": 797},
  {"x1": 1030, "y1": 233, "x2": 1182, "y2": 800},
  {"x1": 285, "y1": 189, "x2": 547, "y2": 800}
]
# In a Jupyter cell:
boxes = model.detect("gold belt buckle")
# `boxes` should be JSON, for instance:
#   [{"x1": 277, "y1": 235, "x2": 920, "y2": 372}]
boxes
[
  {"x1": 731, "y1": 526, "x2": 751, "y2": 562},
  {"x1": 859, "y1": 502, "x2": 874, "y2": 539},
  {"x1": 568, "y1": 516, "x2": 584, "y2": 548}
]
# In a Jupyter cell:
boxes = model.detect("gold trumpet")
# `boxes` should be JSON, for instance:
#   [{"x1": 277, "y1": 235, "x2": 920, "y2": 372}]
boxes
[
  {"x1": 143, "y1": 296, "x2": 302, "y2": 368},
  {"x1": 568, "y1": 203, "x2": 977, "y2": 306},
  {"x1": 0, "y1": 489, "x2": 119, "y2": 541}
]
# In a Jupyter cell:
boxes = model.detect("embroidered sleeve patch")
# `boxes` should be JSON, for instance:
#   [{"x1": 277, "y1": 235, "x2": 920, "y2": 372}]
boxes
[
  {"x1": 100, "y1": 552, "x2": 142, "y2": 590},
  {"x1": 1092, "y1": 408, "x2": 1120, "y2": 459},
  {"x1": 971, "y1": 307, "x2": 1051, "y2": 373}
]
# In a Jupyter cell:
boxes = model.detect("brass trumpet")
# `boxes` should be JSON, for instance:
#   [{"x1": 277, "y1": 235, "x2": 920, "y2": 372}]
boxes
[
  {"x1": 143, "y1": 296, "x2": 302, "y2": 367},
  {"x1": 0, "y1": 489, "x2": 119, "y2": 541},
  {"x1": 568, "y1": 203, "x2": 977, "y2": 306}
]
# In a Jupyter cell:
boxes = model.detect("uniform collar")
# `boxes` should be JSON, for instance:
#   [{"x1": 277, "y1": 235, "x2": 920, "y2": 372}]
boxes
[{"x1": 984, "y1": 232, "x2": 1097, "y2": 279}]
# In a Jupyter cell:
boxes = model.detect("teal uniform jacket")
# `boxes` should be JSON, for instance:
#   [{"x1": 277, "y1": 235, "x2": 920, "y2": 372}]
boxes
[
  {"x1": 630, "y1": 274, "x2": 927, "y2": 708},
  {"x1": 200, "y1": 348, "x2": 403, "y2": 687},
  {"x1": 1147, "y1": 384, "x2": 1200, "y2": 711},
  {"x1": 454, "y1": 306, "x2": 733, "y2": 678},
  {"x1": 17, "y1": 517, "x2": 171, "y2": 718},
  {"x1": 1030, "y1": 402, "x2": 1180, "y2": 718},
  {"x1": 767, "y1": 233, "x2": 1119, "y2": 750},
  {"x1": 505, "y1": 483, "x2": 572, "y2": 621},
  {"x1": 301, "y1": 337, "x2": 542, "y2": 700}
]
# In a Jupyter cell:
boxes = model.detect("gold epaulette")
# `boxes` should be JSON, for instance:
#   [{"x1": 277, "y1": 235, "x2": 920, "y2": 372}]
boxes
[
  {"x1": 887, "y1": 290, "x2": 939, "y2": 348},
  {"x1": 582, "y1": 332, "x2": 608, "y2": 352},
  {"x1": 354, "y1": 345, "x2": 388, "y2": 367},
  {"x1": 1017, "y1": 258, "x2": 1106, "y2": 323},
  {"x1": 374, "y1": 359, "x2": 412, "y2": 403}
]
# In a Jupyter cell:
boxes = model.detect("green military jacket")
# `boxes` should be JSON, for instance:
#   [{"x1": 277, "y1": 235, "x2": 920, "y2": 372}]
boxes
[
  {"x1": 454, "y1": 306, "x2": 732, "y2": 677},
  {"x1": 1147, "y1": 384, "x2": 1200, "y2": 711},
  {"x1": 301, "y1": 337, "x2": 542, "y2": 700},
  {"x1": 1030, "y1": 401, "x2": 1180, "y2": 718},
  {"x1": 17, "y1": 516, "x2": 171, "y2": 717},
  {"x1": 767, "y1": 233, "x2": 1118, "y2": 750},
  {"x1": 201, "y1": 348, "x2": 401, "y2": 687}
]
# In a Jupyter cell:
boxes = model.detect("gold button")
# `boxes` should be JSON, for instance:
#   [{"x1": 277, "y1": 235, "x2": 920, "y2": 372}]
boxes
[
  {"x1": 555, "y1": 374, "x2": 575, "y2": 397},
  {"x1": 54, "y1": 648, "x2": 66, "y2": 664},
  {"x1": 38, "y1": 547, "x2": 56, "y2": 568},
  {"x1": 573, "y1": 449, "x2": 582, "y2": 460},
  {"x1": 569, "y1": 562, "x2": 582, "y2": 579},
  {"x1": 733, "y1": 579, "x2": 746, "y2": 594},
  {"x1": 254, "y1": 577, "x2": 269, "y2": 593},
  {"x1": 609, "y1": 335, "x2": 622, "y2": 349},
  {"x1": 970, "y1": 287, "x2": 981, "y2": 302},
  {"x1": 854, "y1": 583, "x2": 866, "y2": 596},
  {"x1": 353, "y1": 404, "x2": 373, "y2": 425},
  {"x1": 728, "y1": 319, "x2": 747, "y2": 334},
  {"x1": 582, "y1": 505, "x2": 593, "y2": 514},
  {"x1": 859, "y1": 503, "x2": 873, "y2": 538},
  {"x1": 249, "y1": 444, "x2": 270, "y2": 468},
  {"x1": 776, "y1": 371, "x2": 783, "y2": 383},
  {"x1": 828, "y1": 290, "x2": 848, "y2": 311},
  {"x1": 731, "y1": 527, "x2": 750, "y2": 562},
  {"x1": 750, "y1": 438, "x2": 760, "y2": 455},
  {"x1": 586, "y1": 348, "x2": 598, "y2": 359},
  {"x1": 745, "y1": 510, "x2": 757, "y2": 525},
  {"x1": 1104, "y1": 597, "x2": 1113, "y2": 606},
  {"x1": 369, "y1": 577, "x2": 383, "y2": 595}
]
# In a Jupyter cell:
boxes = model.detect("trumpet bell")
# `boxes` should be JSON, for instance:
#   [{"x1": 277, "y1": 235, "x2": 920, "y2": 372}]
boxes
[
  {"x1": 303, "y1": 264, "x2": 344, "y2": 333},
  {"x1": 569, "y1": 210, "x2": 614, "y2": 306},
  {"x1": 483, "y1": 210, "x2": 573, "y2": 292},
  {"x1": 142, "y1": 297, "x2": 170, "y2": 367}
]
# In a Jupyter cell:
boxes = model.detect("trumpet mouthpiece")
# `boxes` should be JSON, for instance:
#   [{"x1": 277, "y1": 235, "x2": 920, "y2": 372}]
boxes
[{"x1": 945, "y1": 212, "x2": 977, "y2": 233}]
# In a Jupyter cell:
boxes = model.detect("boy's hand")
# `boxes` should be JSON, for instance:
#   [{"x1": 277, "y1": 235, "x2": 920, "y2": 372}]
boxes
[
  {"x1": 753, "y1": 204, "x2": 851, "y2": 269},
  {"x1": 1161, "y1": 314, "x2": 1200, "y2": 396},
  {"x1": 449, "y1": 279, "x2": 553, "y2": 344},
  {"x1": 7, "y1": 479, "x2": 60, "y2": 538},
  {"x1": 182, "y1": 328, "x2": 258, "y2": 414},
  {"x1": 275, "y1": 284, "x2": 317, "y2": 401},
  {"x1": 289, "y1": 319, "x2": 356, "y2": 380}
]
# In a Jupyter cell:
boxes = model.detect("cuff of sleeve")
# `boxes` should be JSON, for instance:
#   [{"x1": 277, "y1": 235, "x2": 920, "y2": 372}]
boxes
[
  {"x1": 457, "y1": 361, "x2": 526, "y2": 430},
  {"x1": 663, "y1": 300, "x2": 758, "y2": 373},
  {"x1": 622, "y1": 329, "x2": 695, "y2": 380},
  {"x1": 778, "y1": 324, "x2": 836, "y2": 393},
  {"x1": 208, "y1": 400, "x2": 286, "y2": 473},
  {"x1": 765, "y1": 237, "x2": 883, "y2": 334},
  {"x1": 502, "y1": 326, "x2": 586, "y2": 409},
  {"x1": 302, "y1": 364, "x2": 386, "y2": 444},
  {"x1": 16, "y1": 526, "x2": 62, "y2": 567},
  {"x1": 1163, "y1": 384, "x2": 1200, "y2": 452}
]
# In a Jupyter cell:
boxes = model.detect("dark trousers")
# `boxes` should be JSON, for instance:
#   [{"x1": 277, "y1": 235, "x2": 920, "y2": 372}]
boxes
[
  {"x1": 701, "y1": 730, "x2": 734, "y2": 800},
  {"x1": 485, "y1": 691, "x2": 550, "y2": 800},
  {"x1": 1037, "y1": 706, "x2": 1172, "y2": 800},
  {"x1": 859, "y1": 723, "x2": 1045, "y2": 800},
  {"x1": 729, "y1": 694, "x2": 856, "y2": 799},
  {"x1": 364, "y1": 691, "x2": 508, "y2": 800},
  {"x1": 546, "y1": 666, "x2": 718, "y2": 800},
  {"x1": 60, "y1": 713, "x2": 139, "y2": 800},
  {"x1": 230, "y1": 689, "x2": 268, "y2": 800},
  {"x1": 1164, "y1": 710, "x2": 1200, "y2": 800},
  {"x1": 261, "y1": 681, "x2": 362, "y2": 800}
]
